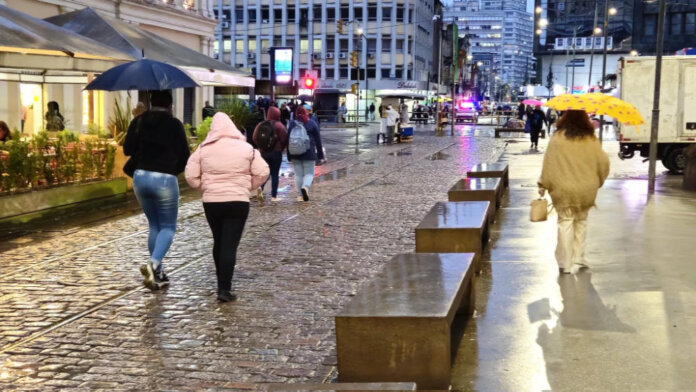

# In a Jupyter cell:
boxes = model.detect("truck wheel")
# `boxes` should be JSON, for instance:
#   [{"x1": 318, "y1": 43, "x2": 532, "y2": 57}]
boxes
[{"x1": 666, "y1": 147, "x2": 686, "y2": 174}]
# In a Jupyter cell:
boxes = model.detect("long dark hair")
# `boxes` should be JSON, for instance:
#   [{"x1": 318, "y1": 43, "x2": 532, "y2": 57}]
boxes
[{"x1": 555, "y1": 110, "x2": 596, "y2": 139}]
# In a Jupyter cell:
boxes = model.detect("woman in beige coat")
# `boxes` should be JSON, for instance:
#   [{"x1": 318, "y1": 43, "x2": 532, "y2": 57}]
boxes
[{"x1": 538, "y1": 110, "x2": 610, "y2": 274}]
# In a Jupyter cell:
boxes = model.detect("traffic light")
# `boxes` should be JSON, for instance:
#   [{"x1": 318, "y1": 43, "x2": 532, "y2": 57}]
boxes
[
  {"x1": 350, "y1": 51, "x2": 358, "y2": 67},
  {"x1": 301, "y1": 70, "x2": 318, "y2": 90},
  {"x1": 337, "y1": 20, "x2": 344, "y2": 34},
  {"x1": 351, "y1": 83, "x2": 358, "y2": 94}
]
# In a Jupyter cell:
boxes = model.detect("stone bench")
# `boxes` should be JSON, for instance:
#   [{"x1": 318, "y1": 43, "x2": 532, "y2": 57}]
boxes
[
  {"x1": 335, "y1": 253, "x2": 475, "y2": 390},
  {"x1": 264, "y1": 382, "x2": 416, "y2": 391},
  {"x1": 467, "y1": 162, "x2": 509, "y2": 188},
  {"x1": 448, "y1": 177, "x2": 503, "y2": 220},
  {"x1": 415, "y1": 201, "x2": 490, "y2": 273},
  {"x1": 494, "y1": 128, "x2": 545, "y2": 139}
]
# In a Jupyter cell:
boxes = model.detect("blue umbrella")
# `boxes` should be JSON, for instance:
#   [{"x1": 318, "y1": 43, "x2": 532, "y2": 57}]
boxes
[{"x1": 84, "y1": 58, "x2": 198, "y2": 91}]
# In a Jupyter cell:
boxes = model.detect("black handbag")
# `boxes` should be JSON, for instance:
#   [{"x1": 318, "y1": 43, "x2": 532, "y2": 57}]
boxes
[{"x1": 123, "y1": 118, "x2": 141, "y2": 178}]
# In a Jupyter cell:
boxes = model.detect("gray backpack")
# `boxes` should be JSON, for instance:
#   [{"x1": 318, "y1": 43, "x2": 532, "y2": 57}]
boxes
[{"x1": 288, "y1": 120, "x2": 310, "y2": 155}]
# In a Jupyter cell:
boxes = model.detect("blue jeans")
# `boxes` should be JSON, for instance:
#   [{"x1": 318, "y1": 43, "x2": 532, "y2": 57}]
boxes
[
  {"x1": 261, "y1": 151, "x2": 283, "y2": 197},
  {"x1": 292, "y1": 160, "x2": 315, "y2": 196},
  {"x1": 133, "y1": 169, "x2": 179, "y2": 270}
]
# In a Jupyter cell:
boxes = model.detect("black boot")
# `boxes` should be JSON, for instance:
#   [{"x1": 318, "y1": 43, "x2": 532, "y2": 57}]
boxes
[{"x1": 217, "y1": 289, "x2": 237, "y2": 302}]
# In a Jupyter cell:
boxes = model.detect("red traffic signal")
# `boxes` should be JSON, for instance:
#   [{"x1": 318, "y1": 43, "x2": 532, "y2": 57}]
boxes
[{"x1": 304, "y1": 77, "x2": 315, "y2": 88}]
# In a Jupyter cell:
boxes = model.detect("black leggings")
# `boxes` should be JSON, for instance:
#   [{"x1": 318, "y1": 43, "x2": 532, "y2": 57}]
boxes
[
  {"x1": 203, "y1": 202, "x2": 250, "y2": 291},
  {"x1": 530, "y1": 129, "x2": 541, "y2": 146}
]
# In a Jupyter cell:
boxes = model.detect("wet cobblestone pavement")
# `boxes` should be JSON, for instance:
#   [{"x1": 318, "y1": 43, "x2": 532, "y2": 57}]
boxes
[{"x1": 0, "y1": 124, "x2": 505, "y2": 390}]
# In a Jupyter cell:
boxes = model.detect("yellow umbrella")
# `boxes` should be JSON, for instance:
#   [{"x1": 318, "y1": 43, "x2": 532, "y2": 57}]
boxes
[{"x1": 546, "y1": 93, "x2": 644, "y2": 125}]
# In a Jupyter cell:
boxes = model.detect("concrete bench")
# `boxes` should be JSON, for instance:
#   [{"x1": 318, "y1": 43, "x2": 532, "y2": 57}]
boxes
[
  {"x1": 335, "y1": 253, "x2": 475, "y2": 390},
  {"x1": 467, "y1": 162, "x2": 509, "y2": 188},
  {"x1": 494, "y1": 128, "x2": 545, "y2": 139},
  {"x1": 264, "y1": 382, "x2": 416, "y2": 391},
  {"x1": 415, "y1": 201, "x2": 490, "y2": 273},
  {"x1": 448, "y1": 177, "x2": 503, "y2": 218}
]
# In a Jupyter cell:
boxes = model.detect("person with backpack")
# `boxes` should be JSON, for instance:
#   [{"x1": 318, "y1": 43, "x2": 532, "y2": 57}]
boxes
[
  {"x1": 253, "y1": 106, "x2": 288, "y2": 202},
  {"x1": 287, "y1": 107, "x2": 324, "y2": 202},
  {"x1": 185, "y1": 112, "x2": 269, "y2": 302},
  {"x1": 529, "y1": 105, "x2": 548, "y2": 150}
]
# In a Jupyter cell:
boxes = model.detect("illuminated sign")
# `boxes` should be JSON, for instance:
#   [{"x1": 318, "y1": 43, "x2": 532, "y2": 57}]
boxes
[{"x1": 271, "y1": 47, "x2": 293, "y2": 85}]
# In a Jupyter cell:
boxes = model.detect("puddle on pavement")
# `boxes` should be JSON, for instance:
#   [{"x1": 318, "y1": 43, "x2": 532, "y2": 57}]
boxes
[
  {"x1": 315, "y1": 167, "x2": 351, "y2": 183},
  {"x1": 363, "y1": 161, "x2": 375, "y2": 165},
  {"x1": 388, "y1": 150, "x2": 413, "y2": 156},
  {"x1": 426, "y1": 152, "x2": 450, "y2": 160}
]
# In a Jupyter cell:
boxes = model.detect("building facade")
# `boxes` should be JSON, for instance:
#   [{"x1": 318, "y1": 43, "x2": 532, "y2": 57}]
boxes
[
  {"x1": 444, "y1": 0, "x2": 534, "y2": 98},
  {"x1": 0, "y1": 0, "x2": 218, "y2": 133},
  {"x1": 214, "y1": 0, "x2": 438, "y2": 111},
  {"x1": 632, "y1": 0, "x2": 696, "y2": 55}
]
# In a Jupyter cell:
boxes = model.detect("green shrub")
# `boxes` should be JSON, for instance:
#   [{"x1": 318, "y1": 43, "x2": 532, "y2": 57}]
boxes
[
  {"x1": 109, "y1": 98, "x2": 132, "y2": 145},
  {"x1": 195, "y1": 116, "x2": 213, "y2": 146},
  {"x1": 217, "y1": 99, "x2": 252, "y2": 133}
]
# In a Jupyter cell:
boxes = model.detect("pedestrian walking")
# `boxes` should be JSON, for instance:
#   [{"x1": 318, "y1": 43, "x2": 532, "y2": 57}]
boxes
[
  {"x1": 369, "y1": 103, "x2": 375, "y2": 121},
  {"x1": 202, "y1": 100, "x2": 215, "y2": 120},
  {"x1": 287, "y1": 107, "x2": 324, "y2": 202},
  {"x1": 338, "y1": 102, "x2": 347, "y2": 123},
  {"x1": 529, "y1": 105, "x2": 547, "y2": 150},
  {"x1": 185, "y1": 112, "x2": 269, "y2": 302},
  {"x1": 253, "y1": 106, "x2": 288, "y2": 202},
  {"x1": 385, "y1": 105, "x2": 399, "y2": 144},
  {"x1": 123, "y1": 91, "x2": 191, "y2": 290},
  {"x1": 517, "y1": 102, "x2": 525, "y2": 120},
  {"x1": 537, "y1": 110, "x2": 610, "y2": 275}
]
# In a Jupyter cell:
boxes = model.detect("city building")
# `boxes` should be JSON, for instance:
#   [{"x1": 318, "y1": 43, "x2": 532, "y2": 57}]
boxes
[
  {"x1": 533, "y1": 0, "x2": 633, "y2": 94},
  {"x1": 213, "y1": 0, "x2": 439, "y2": 113},
  {"x1": 0, "y1": 0, "x2": 219, "y2": 132},
  {"x1": 444, "y1": 0, "x2": 535, "y2": 99},
  {"x1": 632, "y1": 0, "x2": 696, "y2": 55}
]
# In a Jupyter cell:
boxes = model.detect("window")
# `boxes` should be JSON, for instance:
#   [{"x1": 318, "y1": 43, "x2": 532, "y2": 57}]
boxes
[
  {"x1": 340, "y1": 39, "x2": 349, "y2": 51},
  {"x1": 396, "y1": 8, "x2": 404, "y2": 22},
  {"x1": 313, "y1": 5, "x2": 322, "y2": 20},
  {"x1": 325, "y1": 68, "x2": 335, "y2": 79},
  {"x1": 248, "y1": 39, "x2": 257, "y2": 51},
  {"x1": 214, "y1": 40, "x2": 220, "y2": 55},
  {"x1": 394, "y1": 68, "x2": 403, "y2": 78},
  {"x1": 326, "y1": 38, "x2": 335, "y2": 50},
  {"x1": 341, "y1": 7, "x2": 349, "y2": 20},
  {"x1": 223, "y1": 39, "x2": 231, "y2": 52},
  {"x1": 287, "y1": 7, "x2": 295, "y2": 20},
  {"x1": 261, "y1": 65, "x2": 269, "y2": 79},
  {"x1": 368, "y1": 5, "x2": 378, "y2": 21},
  {"x1": 686, "y1": 13, "x2": 696, "y2": 34},
  {"x1": 274, "y1": 9, "x2": 282, "y2": 21},
  {"x1": 261, "y1": 6, "x2": 269, "y2": 23},
  {"x1": 382, "y1": 7, "x2": 391, "y2": 21},
  {"x1": 235, "y1": 7, "x2": 243, "y2": 21},
  {"x1": 235, "y1": 39, "x2": 244, "y2": 52},
  {"x1": 367, "y1": 68, "x2": 376, "y2": 78},
  {"x1": 327, "y1": 8, "x2": 336, "y2": 20},
  {"x1": 273, "y1": 36, "x2": 282, "y2": 46},
  {"x1": 300, "y1": 39, "x2": 309, "y2": 53},
  {"x1": 395, "y1": 39, "x2": 404, "y2": 53},
  {"x1": 248, "y1": 9, "x2": 257, "y2": 23},
  {"x1": 286, "y1": 39, "x2": 295, "y2": 50},
  {"x1": 261, "y1": 39, "x2": 270, "y2": 51},
  {"x1": 381, "y1": 69, "x2": 391, "y2": 78},
  {"x1": 367, "y1": 39, "x2": 377, "y2": 51},
  {"x1": 671, "y1": 13, "x2": 683, "y2": 35},
  {"x1": 644, "y1": 14, "x2": 656, "y2": 37},
  {"x1": 354, "y1": 8, "x2": 363, "y2": 21},
  {"x1": 382, "y1": 38, "x2": 391, "y2": 50},
  {"x1": 313, "y1": 39, "x2": 322, "y2": 51},
  {"x1": 340, "y1": 68, "x2": 348, "y2": 78}
]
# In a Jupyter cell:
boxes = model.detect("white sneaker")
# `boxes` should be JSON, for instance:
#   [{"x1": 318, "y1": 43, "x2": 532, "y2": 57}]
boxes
[
  {"x1": 257, "y1": 188, "x2": 265, "y2": 202},
  {"x1": 271, "y1": 197, "x2": 280, "y2": 202},
  {"x1": 297, "y1": 196, "x2": 304, "y2": 202}
]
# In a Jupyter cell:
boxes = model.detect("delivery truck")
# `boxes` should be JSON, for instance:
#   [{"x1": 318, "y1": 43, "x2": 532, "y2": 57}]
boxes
[{"x1": 618, "y1": 56, "x2": 696, "y2": 173}]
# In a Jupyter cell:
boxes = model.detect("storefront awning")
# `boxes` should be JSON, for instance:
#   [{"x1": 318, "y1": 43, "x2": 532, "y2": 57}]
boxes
[
  {"x1": 46, "y1": 7, "x2": 254, "y2": 88},
  {"x1": 0, "y1": 4, "x2": 132, "y2": 72}
]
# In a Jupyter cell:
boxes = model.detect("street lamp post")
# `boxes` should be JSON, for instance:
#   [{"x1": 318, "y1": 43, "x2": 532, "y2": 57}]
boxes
[
  {"x1": 433, "y1": 15, "x2": 443, "y2": 133},
  {"x1": 648, "y1": 0, "x2": 667, "y2": 192}
]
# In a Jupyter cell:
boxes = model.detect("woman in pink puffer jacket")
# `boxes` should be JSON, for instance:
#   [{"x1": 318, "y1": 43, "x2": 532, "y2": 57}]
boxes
[{"x1": 185, "y1": 112, "x2": 269, "y2": 302}]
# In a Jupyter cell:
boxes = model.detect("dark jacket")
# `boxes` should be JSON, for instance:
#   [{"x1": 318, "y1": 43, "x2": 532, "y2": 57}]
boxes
[
  {"x1": 530, "y1": 109, "x2": 548, "y2": 131},
  {"x1": 253, "y1": 106, "x2": 288, "y2": 152},
  {"x1": 123, "y1": 109, "x2": 190, "y2": 176},
  {"x1": 287, "y1": 118, "x2": 324, "y2": 162}
]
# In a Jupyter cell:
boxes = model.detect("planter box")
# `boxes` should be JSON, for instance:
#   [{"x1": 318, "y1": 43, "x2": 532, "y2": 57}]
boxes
[{"x1": 0, "y1": 178, "x2": 128, "y2": 222}]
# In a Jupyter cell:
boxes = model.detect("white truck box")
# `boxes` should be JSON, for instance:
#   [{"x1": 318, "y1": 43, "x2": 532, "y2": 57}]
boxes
[{"x1": 618, "y1": 56, "x2": 696, "y2": 173}]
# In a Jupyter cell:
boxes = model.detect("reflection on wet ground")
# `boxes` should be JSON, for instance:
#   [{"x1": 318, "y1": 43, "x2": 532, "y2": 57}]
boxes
[
  {"x1": 314, "y1": 167, "x2": 351, "y2": 183},
  {"x1": 388, "y1": 149, "x2": 413, "y2": 156},
  {"x1": 426, "y1": 151, "x2": 450, "y2": 160}
]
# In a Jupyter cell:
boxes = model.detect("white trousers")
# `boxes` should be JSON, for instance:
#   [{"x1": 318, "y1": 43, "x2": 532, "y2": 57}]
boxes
[{"x1": 555, "y1": 208, "x2": 589, "y2": 269}]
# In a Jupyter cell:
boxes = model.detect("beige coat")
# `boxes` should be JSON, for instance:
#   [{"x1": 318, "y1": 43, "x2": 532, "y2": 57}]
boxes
[{"x1": 538, "y1": 131, "x2": 610, "y2": 209}]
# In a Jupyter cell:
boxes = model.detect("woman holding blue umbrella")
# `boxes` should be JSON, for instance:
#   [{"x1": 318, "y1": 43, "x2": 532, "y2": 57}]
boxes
[{"x1": 124, "y1": 91, "x2": 190, "y2": 290}]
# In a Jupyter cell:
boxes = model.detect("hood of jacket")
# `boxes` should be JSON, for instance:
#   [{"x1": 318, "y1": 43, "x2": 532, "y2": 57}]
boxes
[
  {"x1": 267, "y1": 106, "x2": 281, "y2": 121},
  {"x1": 202, "y1": 112, "x2": 245, "y2": 147}
]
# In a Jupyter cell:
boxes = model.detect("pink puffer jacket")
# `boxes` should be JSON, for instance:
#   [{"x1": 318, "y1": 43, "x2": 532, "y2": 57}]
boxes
[{"x1": 185, "y1": 112, "x2": 270, "y2": 202}]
